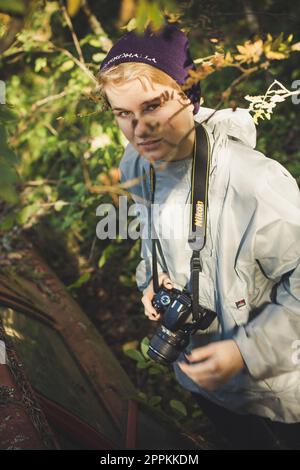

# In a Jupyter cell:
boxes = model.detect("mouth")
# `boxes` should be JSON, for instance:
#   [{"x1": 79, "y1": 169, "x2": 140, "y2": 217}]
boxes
[{"x1": 138, "y1": 138, "x2": 163, "y2": 150}]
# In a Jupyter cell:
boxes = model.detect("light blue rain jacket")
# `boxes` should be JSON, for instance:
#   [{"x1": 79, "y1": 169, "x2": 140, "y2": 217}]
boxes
[{"x1": 119, "y1": 107, "x2": 300, "y2": 423}]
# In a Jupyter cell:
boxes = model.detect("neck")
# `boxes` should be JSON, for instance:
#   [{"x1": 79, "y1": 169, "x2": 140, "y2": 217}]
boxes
[{"x1": 167, "y1": 125, "x2": 196, "y2": 162}]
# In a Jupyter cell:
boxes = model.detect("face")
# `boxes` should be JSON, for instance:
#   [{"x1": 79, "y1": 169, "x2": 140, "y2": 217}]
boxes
[{"x1": 105, "y1": 78, "x2": 195, "y2": 162}]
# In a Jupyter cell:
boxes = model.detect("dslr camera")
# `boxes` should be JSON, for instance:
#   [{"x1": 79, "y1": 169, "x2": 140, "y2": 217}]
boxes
[{"x1": 147, "y1": 285, "x2": 215, "y2": 365}]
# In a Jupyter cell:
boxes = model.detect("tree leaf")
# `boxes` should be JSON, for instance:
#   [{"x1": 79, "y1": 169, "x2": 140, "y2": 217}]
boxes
[
  {"x1": 98, "y1": 244, "x2": 115, "y2": 268},
  {"x1": 92, "y1": 53, "x2": 106, "y2": 63},
  {"x1": 0, "y1": 184, "x2": 18, "y2": 204},
  {"x1": 66, "y1": 0, "x2": 82, "y2": 17},
  {"x1": 16, "y1": 203, "x2": 39, "y2": 225},
  {"x1": 149, "y1": 396, "x2": 162, "y2": 406},
  {"x1": 60, "y1": 60, "x2": 75, "y2": 72},
  {"x1": 140, "y1": 336, "x2": 150, "y2": 359},
  {"x1": 169, "y1": 399, "x2": 187, "y2": 416},
  {"x1": 124, "y1": 349, "x2": 145, "y2": 362},
  {"x1": 0, "y1": 0, "x2": 26, "y2": 15},
  {"x1": 67, "y1": 272, "x2": 91, "y2": 289},
  {"x1": 54, "y1": 200, "x2": 69, "y2": 211},
  {"x1": 291, "y1": 42, "x2": 300, "y2": 52},
  {"x1": 137, "y1": 361, "x2": 149, "y2": 369},
  {"x1": 0, "y1": 105, "x2": 18, "y2": 122}
]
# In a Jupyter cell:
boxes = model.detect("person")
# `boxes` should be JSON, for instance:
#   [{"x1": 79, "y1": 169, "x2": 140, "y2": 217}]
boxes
[{"x1": 97, "y1": 23, "x2": 300, "y2": 449}]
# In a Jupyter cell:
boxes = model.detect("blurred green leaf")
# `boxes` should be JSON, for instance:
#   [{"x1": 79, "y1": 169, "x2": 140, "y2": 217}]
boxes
[
  {"x1": 137, "y1": 361, "x2": 149, "y2": 369},
  {"x1": 98, "y1": 244, "x2": 115, "y2": 268},
  {"x1": 16, "y1": 203, "x2": 39, "y2": 225},
  {"x1": 67, "y1": 272, "x2": 91, "y2": 290},
  {"x1": 140, "y1": 336, "x2": 150, "y2": 359},
  {"x1": 169, "y1": 399, "x2": 187, "y2": 416},
  {"x1": 124, "y1": 349, "x2": 145, "y2": 362},
  {"x1": 0, "y1": 213, "x2": 15, "y2": 231},
  {"x1": 0, "y1": 0, "x2": 26, "y2": 15},
  {"x1": 54, "y1": 200, "x2": 69, "y2": 211},
  {"x1": 149, "y1": 396, "x2": 162, "y2": 406},
  {"x1": 60, "y1": 60, "x2": 75, "y2": 72},
  {"x1": 0, "y1": 105, "x2": 18, "y2": 123}
]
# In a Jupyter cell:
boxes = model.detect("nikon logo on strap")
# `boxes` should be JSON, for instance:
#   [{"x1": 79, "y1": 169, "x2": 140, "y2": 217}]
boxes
[{"x1": 194, "y1": 200, "x2": 204, "y2": 227}]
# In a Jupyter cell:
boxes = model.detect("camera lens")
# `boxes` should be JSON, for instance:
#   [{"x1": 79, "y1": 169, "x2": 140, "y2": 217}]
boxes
[{"x1": 147, "y1": 326, "x2": 190, "y2": 365}]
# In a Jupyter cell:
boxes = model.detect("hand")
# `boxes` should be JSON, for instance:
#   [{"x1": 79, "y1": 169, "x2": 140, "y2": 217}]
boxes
[
  {"x1": 141, "y1": 273, "x2": 173, "y2": 321},
  {"x1": 178, "y1": 340, "x2": 245, "y2": 391}
]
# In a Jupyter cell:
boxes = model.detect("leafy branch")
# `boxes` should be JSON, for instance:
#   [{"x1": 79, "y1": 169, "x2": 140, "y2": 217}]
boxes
[{"x1": 245, "y1": 79, "x2": 300, "y2": 124}]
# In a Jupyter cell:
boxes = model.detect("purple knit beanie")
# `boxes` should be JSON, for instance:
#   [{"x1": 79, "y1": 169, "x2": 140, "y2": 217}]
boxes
[{"x1": 99, "y1": 24, "x2": 201, "y2": 114}]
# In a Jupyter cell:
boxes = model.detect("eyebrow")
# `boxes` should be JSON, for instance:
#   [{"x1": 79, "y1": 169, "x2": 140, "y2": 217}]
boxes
[{"x1": 112, "y1": 96, "x2": 162, "y2": 111}]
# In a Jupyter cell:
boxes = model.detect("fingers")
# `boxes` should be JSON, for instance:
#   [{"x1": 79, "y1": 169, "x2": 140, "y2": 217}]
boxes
[
  {"x1": 141, "y1": 273, "x2": 173, "y2": 321},
  {"x1": 157, "y1": 273, "x2": 174, "y2": 291},
  {"x1": 162, "y1": 277, "x2": 173, "y2": 289},
  {"x1": 141, "y1": 294, "x2": 161, "y2": 321},
  {"x1": 185, "y1": 345, "x2": 213, "y2": 363},
  {"x1": 145, "y1": 308, "x2": 161, "y2": 321},
  {"x1": 179, "y1": 358, "x2": 216, "y2": 377},
  {"x1": 178, "y1": 358, "x2": 219, "y2": 390}
]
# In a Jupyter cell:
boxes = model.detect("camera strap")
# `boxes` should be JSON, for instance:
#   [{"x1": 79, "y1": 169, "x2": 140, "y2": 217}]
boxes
[{"x1": 150, "y1": 122, "x2": 216, "y2": 325}]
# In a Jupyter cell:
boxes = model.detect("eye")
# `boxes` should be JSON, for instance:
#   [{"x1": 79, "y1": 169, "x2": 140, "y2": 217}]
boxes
[
  {"x1": 117, "y1": 111, "x2": 131, "y2": 118},
  {"x1": 146, "y1": 103, "x2": 160, "y2": 112}
]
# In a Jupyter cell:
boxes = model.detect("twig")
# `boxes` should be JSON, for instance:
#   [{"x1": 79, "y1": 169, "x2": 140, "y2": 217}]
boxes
[
  {"x1": 81, "y1": 0, "x2": 113, "y2": 52},
  {"x1": 23, "y1": 179, "x2": 61, "y2": 187},
  {"x1": 44, "y1": 122, "x2": 58, "y2": 136},
  {"x1": 49, "y1": 41, "x2": 97, "y2": 84},
  {"x1": 61, "y1": 4, "x2": 85, "y2": 64},
  {"x1": 30, "y1": 90, "x2": 70, "y2": 112},
  {"x1": 201, "y1": 64, "x2": 264, "y2": 125}
]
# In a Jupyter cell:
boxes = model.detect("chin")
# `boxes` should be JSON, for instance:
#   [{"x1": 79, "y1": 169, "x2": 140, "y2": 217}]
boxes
[{"x1": 145, "y1": 153, "x2": 165, "y2": 161}]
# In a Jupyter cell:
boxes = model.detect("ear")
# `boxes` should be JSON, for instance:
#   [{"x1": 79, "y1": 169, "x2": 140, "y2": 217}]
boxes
[{"x1": 178, "y1": 91, "x2": 193, "y2": 112}]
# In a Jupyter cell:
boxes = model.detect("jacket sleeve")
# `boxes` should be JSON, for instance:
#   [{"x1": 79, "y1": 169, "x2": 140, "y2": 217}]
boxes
[
  {"x1": 119, "y1": 144, "x2": 166, "y2": 293},
  {"x1": 234, "y1": 161, "x2": 300, "y2": 380}
]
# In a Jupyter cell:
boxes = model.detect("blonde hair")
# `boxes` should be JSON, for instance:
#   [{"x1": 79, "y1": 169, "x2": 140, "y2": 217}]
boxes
[{"x1": 97, "y1": 62, "x2": 186, "y2": 108}]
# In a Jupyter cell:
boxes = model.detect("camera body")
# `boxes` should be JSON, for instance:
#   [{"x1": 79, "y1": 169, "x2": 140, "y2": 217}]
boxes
[
  {"x1": 148, "y1": 285, "x2": 216, "y2": 365},
  {"x1": 147, "y1": 286, "x2": 196, "y2": 365}
]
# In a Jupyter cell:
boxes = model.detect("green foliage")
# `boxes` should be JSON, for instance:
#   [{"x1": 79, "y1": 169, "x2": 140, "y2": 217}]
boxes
[
  {"x1": 0, "y1": 0, "x2": 26, "y2": 16},
  {"x1": 124, "y1": 336, "x2": 200, "y2": 427},
  {"x1": 0, "y1": 106, "x2": 20, "y2": 203},
  {"x1": 170, "y1": 399, "x2": 188, "y2": 417},
  {"x1": 67, "y1": 271, "x2": 91, "y2": 290}
]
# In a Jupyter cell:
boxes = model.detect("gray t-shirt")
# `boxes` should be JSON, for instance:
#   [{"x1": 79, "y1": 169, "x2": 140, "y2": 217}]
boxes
[{"x1": 151, "y1": 156, "x2": 193, "y2": 291}]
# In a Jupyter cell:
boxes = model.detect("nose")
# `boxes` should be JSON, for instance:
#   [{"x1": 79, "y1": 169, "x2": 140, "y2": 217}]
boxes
[{"x1": 132, "y1": 116, "x2": 158, "y2": 140}]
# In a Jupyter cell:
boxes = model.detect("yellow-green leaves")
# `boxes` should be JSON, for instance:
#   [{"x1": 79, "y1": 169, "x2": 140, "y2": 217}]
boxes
[
  {"x1": 235, "y1": 39, "x2": 264, "y2": 64},
  {"x1": 0, "y1": 0, "x2": 26, "y2": 16},
  {"x1": 235, "y1": 33, "x2": 300, "y2": 63},
  {"x1": 0, "y1": 111, "x2": 19, "y2": 203},
  {"x1": 66, "y1": 0, "x2": 82, "y2": 18},
  {"x1": 122, "y1": 0, "x2": 177, "y2": 33}
]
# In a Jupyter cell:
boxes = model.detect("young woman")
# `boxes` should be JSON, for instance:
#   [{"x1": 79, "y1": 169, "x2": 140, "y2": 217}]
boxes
[{"x1": 97, "y1": 24, "x2": 300, "y2": 449}]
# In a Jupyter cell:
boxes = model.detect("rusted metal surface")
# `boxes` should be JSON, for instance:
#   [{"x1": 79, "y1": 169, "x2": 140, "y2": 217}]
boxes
[
  {"x1": 0, "y1": 237, "x2": 137, "y2": 436},
  {"x1": 0, "y1": 320, "x2": 59, "y2": 450},
  {"x1": 35, "y1": 392, "x2": 115, "y2": 450},
  {"x1": 0, "y1": 236, "x2": 204, "y2": 450}
]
